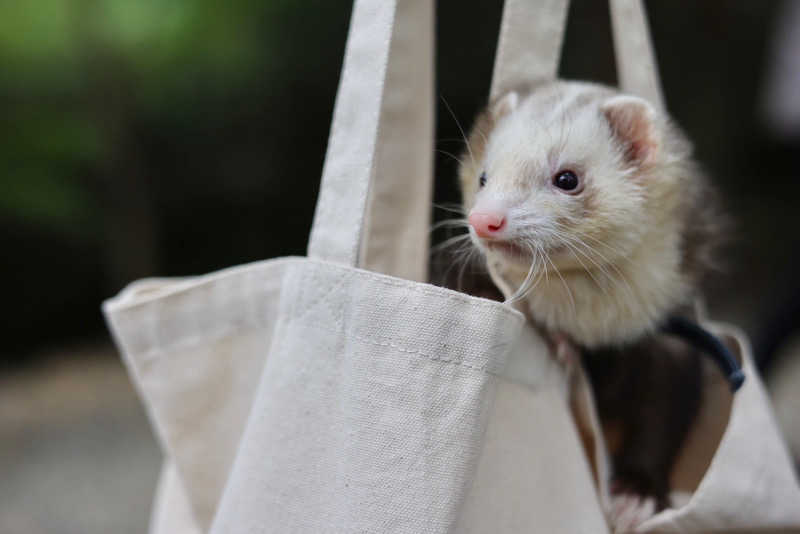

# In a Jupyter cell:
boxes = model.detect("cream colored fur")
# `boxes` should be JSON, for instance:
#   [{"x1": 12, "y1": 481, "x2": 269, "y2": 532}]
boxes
[{"x1": 460, "y1": 81, "x2": 710, "y2": 348}]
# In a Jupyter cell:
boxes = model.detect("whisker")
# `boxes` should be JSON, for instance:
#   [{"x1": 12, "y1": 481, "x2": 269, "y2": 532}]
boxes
[
  {"x1": 535, "y1": 242, "x2": 550, "y2": 286},
  {"x1": 506, "y1": 244, "x2": 542, "y2": 304},
  {"x1": 566, "y1": 239, "x2": 616, "y2": 288},
  {"x1": 573, "y1": 233, "x2": 632, "y2": 265},
  {"x1": 436, "y1": 149, "x2": 465, "y2": 166},
  {"x1": 559, "y1": 232, "x2": 638, "y2": 306},
  {"x1": 456, "y1": 247, "x2": 474, "y2": 291},
  {"x1": 430, "y1": 218, "x2": 469, "y2": 232},
  {"x1": 543, "y1": 220, "x2": 632, "y2": 262},
  {"x1": 430, "y1": 233, "x2": 471, "y2": 254},
  {"x1": 432, "y1": 203, "x2": 465, "y2": 215},
  {"x1": 435, "y1": 238, "x2": 485, "y2": 291},
  {"x1": 542, "y1": 245, "x2": 576, "y2": 316},
  {"x1": 475, "y1": 126, "x2": 489, "y2": 149},
  {"x1": 440, "y1": 95, "x2": 478, "y2": 171},
  {"x1": 560, "y1": 239, "x2": 611, "y2": 298}
]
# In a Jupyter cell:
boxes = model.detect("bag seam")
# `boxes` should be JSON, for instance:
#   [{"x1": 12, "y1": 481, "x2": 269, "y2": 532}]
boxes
[{"x1": 290, "y1": 318, "x2": 509, "y2": 377}]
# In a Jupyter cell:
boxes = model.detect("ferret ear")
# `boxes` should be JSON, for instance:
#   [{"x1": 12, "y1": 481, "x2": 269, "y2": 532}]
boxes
[
  {"x1": 491, "y1": 91, "x2": 519, "y2": 122},
  {"x1": 601, "y1": 95, "x2": 660, "y2": 167}
]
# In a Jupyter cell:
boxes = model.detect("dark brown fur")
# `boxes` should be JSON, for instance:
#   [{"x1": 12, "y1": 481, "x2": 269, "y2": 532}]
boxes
[{"x1": 582, "y1": 333, "x2": 703, "y2": 509}]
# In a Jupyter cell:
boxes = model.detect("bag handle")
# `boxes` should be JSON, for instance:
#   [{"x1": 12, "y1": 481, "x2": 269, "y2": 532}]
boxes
[
  {"x1": 609, "y1": 0, "x2": 664, "y2": 111},
  {"x1": 307, "y1": 0, "x2": 434, "y2": 282},
  {"x1": 491, "y1": 0, "x2": 664, "y2": 112},
  {"x1": 490, "y1": 0, "x2": 570, "y2": 101}
]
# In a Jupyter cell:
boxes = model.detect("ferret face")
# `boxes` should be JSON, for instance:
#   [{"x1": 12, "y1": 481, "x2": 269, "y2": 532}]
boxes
[{"x1": 460, "y1": 82, "x2": 664, "y2": 279}]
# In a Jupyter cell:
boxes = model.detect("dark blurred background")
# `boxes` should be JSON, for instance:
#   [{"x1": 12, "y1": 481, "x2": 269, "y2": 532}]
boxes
[{"x1": 2, "y1": 1, "x2": 799, "y2": 532}]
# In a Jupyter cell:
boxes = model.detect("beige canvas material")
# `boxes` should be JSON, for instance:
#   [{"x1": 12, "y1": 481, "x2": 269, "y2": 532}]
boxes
[
  {"x1": 104, "y1": 0, "x2": 596, "y2": 531},
  {"x1": 307, "y1": 0, "x2": 433, "y2": 282},
  {"x1": 489, "y1": 0, "x2": 569, "y2": 100},
  {"x1": 149, "y1": 460, "x2": 202, "y2": 534},
  {"x1": 608, "y1": 0, "x2": 664, "y2": 111},
  {"x1": 357, "y1": 0, "x2": 434, "y2": 282},
  {"x1": 209, "y1": 260, "x2": 526, "y2": 533},
  {"x1": 102, "y1": 0, "x2": 800, "y2": 532},
  {"x1": 492, "y1": 0, "x2": 663, "y2": 110},
  {"x1": 455, "y1": 326, "x2": 610, "y2": 533},
  {"x1": 104, "y1": 259, "x2": 297, "y2": 529}
]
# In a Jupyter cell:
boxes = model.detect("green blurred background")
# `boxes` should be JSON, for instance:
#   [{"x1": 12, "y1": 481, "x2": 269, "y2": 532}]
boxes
[{"x1": 2, "y1": 1, "x2": 799, "y2": 532}]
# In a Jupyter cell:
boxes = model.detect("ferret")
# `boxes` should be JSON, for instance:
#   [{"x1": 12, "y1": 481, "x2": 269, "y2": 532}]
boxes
[{"x1": 455, "y1": 80, "x2": 725, "y2": 529}]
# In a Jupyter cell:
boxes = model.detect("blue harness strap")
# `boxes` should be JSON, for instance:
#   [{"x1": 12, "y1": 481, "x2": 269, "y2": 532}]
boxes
[{"x1": 662, "y1": 315, "x2": 745, "y2": 392}]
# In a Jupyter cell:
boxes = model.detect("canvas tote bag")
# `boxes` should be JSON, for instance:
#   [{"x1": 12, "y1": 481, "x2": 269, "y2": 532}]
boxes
[
  {"x1": 103, "y1": 1, "x2": 604, "y2": 532},
  {"x1": 103, "y1": 0, "x2": 800, "y2": 532}
]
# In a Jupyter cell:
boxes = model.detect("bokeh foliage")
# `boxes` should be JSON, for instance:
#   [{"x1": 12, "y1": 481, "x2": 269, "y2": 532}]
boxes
[{"x1": 0, "y1": 0, "x2": 352, "y2": 355}]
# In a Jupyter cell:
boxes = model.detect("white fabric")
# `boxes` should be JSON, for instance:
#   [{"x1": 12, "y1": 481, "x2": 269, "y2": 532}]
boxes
[
  {"x1": 149, "y1": 461, "x2": 201, "y2": 534},
  {"x1": 103, "y1": 0, "x2": 800, "y2": 532},
  {"x1": 456, "y1": 326, "x2": 609, "y2": 533},
  {"x1": 210, "y1": 260, "x2": 525, "y2": 533},
  {"x1": 305, "y1": 1, "x2": 394, "y2": 269},
  {"x1": 307, "y1": 0, "x2": 433, "y2": 282},
  {"x1": 358, "y1": 0, "x2": 434, "y2": 281},
  {"x1": 490, "y1": 0, "x2": 569, "y2": 100},
  {"x1": 492, "y1": 0, "x2": 663, "y2": 110},
  {"x1": 106, "y1": 260, "x2": 293, "y2": 529},
  {"x1": 608, "y1": 0, "x2": 664, "y2": 111}
]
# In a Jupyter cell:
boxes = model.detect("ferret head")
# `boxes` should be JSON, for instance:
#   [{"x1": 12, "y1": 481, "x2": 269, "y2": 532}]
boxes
[
  {"x1": 460, "y1": 81, "x2": 691, "y2": 286},
  {"x1": 459, "y1": 81, "x2": 708, "y2": 345},
  {"x1": 461, "y1": 81, "x2": 678, "y2": 272}
]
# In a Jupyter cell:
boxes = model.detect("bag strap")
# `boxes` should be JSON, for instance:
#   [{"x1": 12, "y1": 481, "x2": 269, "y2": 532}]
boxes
[
  {"x1": 307, "y1": 0, "x2": 433, "y2": 282},
  {"x1": 609, "y1": 0, "x2": 664, "y2": 111},
  {"x1": 491, "y1": 0, "x2": 664, "y2": 111},
  {"x1": 490, "y1": 0, "x2": 570, "y2": 101}
]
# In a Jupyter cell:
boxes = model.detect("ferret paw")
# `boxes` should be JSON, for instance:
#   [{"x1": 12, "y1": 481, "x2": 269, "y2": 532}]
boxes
[{"x1": 609, "y1": 492, "x2": 657, "y2": 533}]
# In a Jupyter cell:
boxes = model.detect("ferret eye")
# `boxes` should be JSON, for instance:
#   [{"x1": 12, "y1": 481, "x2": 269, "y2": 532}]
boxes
[
  {"x1": 479, "y1": 171, "x2": 487, "y2": 188},
  {"x1": 553, "y1": 170, "x2": 581, "y2": 193}
]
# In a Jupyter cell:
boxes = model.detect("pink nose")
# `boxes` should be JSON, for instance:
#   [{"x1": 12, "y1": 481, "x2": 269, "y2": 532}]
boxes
[{"x1": 468, "y1": 212, "x2": 506, "y2": 238}]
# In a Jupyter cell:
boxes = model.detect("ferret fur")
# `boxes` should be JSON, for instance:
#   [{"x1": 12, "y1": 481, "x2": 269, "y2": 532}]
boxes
[{"x1": 459, "y1": 80, "x2": 723, "y2": 349}]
